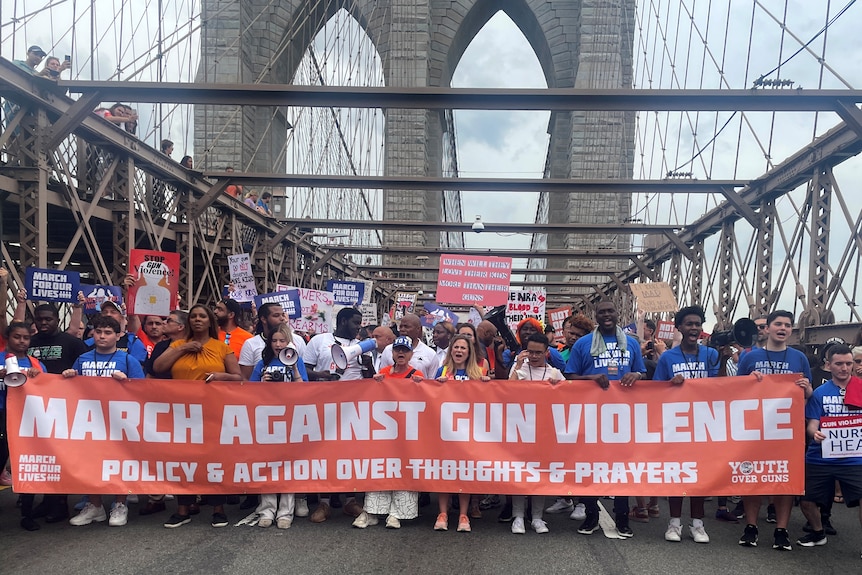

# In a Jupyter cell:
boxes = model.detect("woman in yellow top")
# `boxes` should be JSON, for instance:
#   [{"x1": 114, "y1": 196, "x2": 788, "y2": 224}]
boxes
[{"x1": 152, "y1": 304, "x2": 242, "y2": 529}]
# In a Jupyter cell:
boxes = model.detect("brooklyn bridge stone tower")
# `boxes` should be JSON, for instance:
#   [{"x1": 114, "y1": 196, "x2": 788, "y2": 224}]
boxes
[{"x1": 194, "y1": 0, "x2": 636, "y2": 272}]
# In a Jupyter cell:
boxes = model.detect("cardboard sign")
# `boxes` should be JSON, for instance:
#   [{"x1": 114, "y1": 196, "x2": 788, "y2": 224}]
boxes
[
  {"x1": 506, "y1": 288, "x2": 546, "y2": 333},
  {"x1": 128, "y1": 249, "x2": 179, "y2": 317},
  {"x1": 25, "y1": 267, "x2": 80, "y2": 303},
  {"x1": 254, "y1": 290, "x2": 302, "y2": 319},
  {"x1": 436, "y1": 254, "x2": 512, "y2": 306},
  {"x1": 820, "y1": 415, "x2": 862, "y2": 459},
  {"x1": 8, "y1": 374, "x2": 804, "y2": 496},
  {"x1": 80, "y1": 285, "x2": 123, "y2": 313},
  {"x1": 629, "y1": 282, "x2": 679, "y2": 313},
  {"x1": 326, "y1": 280, "x2": 365, "y2": 306}
]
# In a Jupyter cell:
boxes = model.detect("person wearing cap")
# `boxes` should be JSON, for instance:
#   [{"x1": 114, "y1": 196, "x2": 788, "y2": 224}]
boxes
[
  {"x1": 214, "y1": 298, "x2": 253, "y2": 358},
  {"x1": 84, "y1": 300, "x2": 148, "y2": 363},
  {"x1": 13, "y1": 45, "x2": 46, "y2": 74},
  {"x1": 379, "y1": 314, "x2": 439, "y2": 379},
  {"x1": 352, "y1": 336, "x2": 422, "y2": 530}
]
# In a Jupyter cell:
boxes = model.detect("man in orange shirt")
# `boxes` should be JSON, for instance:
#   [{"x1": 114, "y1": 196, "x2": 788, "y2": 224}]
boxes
[{"x1": 214, "y1": 298, "x2": 252, "y2": 358}]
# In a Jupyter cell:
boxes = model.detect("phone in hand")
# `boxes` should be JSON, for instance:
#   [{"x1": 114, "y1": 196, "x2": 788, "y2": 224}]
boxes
[{"x1": 64, "y1": 54, "x2": 71, "y2": 62}]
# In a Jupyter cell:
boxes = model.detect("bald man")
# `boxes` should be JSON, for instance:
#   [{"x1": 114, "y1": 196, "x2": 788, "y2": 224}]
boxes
[
  {"x1": 379, "y1": 314, "x2": 439, "y2": 377},
  {"x1": 477, "y1": 319, "x2": 507, "y2": 379},
  {"x1": 370, "y1": 326, "x2": 395, "y2": 372}
]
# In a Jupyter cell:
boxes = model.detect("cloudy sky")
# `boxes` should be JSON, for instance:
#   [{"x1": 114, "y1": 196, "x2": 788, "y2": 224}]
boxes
[{"x1": 2, "y1": 0, "x2": 861, "y2": 321}]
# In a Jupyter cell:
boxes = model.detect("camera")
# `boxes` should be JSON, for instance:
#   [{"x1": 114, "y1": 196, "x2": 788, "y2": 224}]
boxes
[
  {"x1": 266, "y1": 370, "x2": 285, "y2": 382},
  {"x1": 707, "y1": 318, "x2": 756, "y2": 349}
]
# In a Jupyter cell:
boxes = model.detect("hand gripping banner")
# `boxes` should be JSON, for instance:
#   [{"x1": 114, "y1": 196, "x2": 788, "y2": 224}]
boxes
[{"x1": 7, "y1": 374, "x2": 804, "y2": 496}]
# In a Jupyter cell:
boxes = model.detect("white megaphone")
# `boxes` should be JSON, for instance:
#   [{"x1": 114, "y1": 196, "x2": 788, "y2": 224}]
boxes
[
  {"x1": 278, "y1": 343, "x2": 299, "y2": 366},
  {"x1": 331, "y1": 339, "x2": 376, "y2": 370},
  {"x1": 4, "y1": 354, "x2": 28, "y2": 387}
]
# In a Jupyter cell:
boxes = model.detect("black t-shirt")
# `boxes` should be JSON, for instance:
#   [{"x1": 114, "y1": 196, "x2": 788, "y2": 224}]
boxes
[
  {"x1": 145, "y1": 339, "x2": 173, "y2": 379},
  {"x1": 28, "y1": 331, "x2": 89, "y2": 374}
]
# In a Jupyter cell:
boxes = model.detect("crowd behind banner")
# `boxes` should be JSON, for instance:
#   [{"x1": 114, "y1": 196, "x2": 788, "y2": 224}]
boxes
[{"x1": 1, "y1": 262, "x2": 861, "y2": 553}]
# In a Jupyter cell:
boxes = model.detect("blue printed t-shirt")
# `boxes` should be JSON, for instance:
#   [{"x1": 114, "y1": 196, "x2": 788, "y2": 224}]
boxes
[
  {"x1": 654, "y1": 345, "x2": 719, "y2": 380},
  {"x1": 250, "y1": 356, "x2": 308, "y2": 382},
  {"x1": 564, "y1": 333, "x2": 646, "y2": 377},
  {"x1": 805, "y1": 380, "x2": 862, "y2": 466},
  {"x1": 435, "y1": 366, "x2": 469, "y2": 381},
  {"x1": 72, "y1": 349, "x2": 145, "y2": 378},
  {"x1": 0, "y1": 354, "x2": 47, "y2": 409},
  {"x1": 737, "y1": 347, "x2": 812, "y2": 380}
]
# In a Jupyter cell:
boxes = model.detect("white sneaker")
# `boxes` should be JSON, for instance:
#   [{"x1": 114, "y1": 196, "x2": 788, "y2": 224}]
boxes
[
  {"x1": 126, "y1": 494, "x2": 139, "y2": 504},
  {"x1": 164, "y1": 494, "x2": 175, "y2": 500},
  {"x1": 511, "y1": 516, "x2": 526, "y2": 534},
  {"x1": 277, "y1": 517, "x2": 292, "y2": 529},
  {"x1": 665, "y1": 522, "x2": 682, "y2": 542},
  {"x1": 70, "y1": 503, "x2": 107, "y2": 526},
  {"x1": 570, "y1": 503, "x2": 587, "y2": 521},
  {"x1": 352, "y1": 511, "x2": 378, "y2": 529},
  {"x1": 295, "y1": 497, "x2": 309, "y2": 517},
  {"x1": 690, "y1": 524, "x2": 710, "y2": 543},
  {"x1": 258, "y1": 517, "x2": 273, "y2": 528},
  {"x1": 545, "y1": 498, "x2": 574, "y2": 514},
  {"x1": 109, "y1": 502, "x2": 128, "y2": 526},
  {"x1": 385, "y1": 515, "x2": 401, "y2": 529},
  {"x1": 532, "y1": 519, "x2": 550, "y2": 534}
]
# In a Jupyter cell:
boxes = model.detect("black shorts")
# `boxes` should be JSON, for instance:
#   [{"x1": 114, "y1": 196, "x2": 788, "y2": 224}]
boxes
[{"x1": 802, "y1": 462, "x2": 862, "y2": 508}]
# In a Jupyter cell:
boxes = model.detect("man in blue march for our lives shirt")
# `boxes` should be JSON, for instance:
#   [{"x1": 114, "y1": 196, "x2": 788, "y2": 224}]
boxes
[{"x1": 564, "y1": 300, "x2": 646, "y2": 540}]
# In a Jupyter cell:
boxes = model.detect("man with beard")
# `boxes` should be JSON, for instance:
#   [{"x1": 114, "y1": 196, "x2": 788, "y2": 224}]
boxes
[{"x1": 214, "y1": 298, "x2": 253, "y2": 358}]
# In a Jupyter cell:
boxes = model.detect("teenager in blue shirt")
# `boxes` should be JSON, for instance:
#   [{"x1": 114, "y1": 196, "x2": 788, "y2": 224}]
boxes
[
  {"x1": 654, "y1": 306, "x2": 718, "y2": 544},
  {"x1": 736, "y1": 309, "x2": 813, "y2": 551},
  {"x1": 564, "y1": 301, "x2": 645, "y2": 538}
]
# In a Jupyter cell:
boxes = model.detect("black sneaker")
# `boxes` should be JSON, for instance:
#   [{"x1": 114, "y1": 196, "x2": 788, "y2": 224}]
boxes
[
  {"x1": 211, "y1": 512, "x2": 229, "y2": 528},
  {"x1": 163, "y1": 513, "x2": 191, "y2": 528},
  {"x1": 497, "y1": 500, "x2": 513, "y2": 523},
  {"x1": 773, "y1": 528, "x2": 792, "y2": 551},
  {"x1": 733, "y1": 500, "x2": 745, "y2": 520},
  {"x1": 823, "y1": 517, "x2": 837, "y2": 536},
  {"x1": 577, "y1": 514, "x2": 601, "y2": 534},
  {"x1": 615, "y1": 514, "x2": 633, "y2": 538},
  {"x1": 766, "y1": 503, "x2": 777, "y2": 524},
  {"x1": 20, "y1": 517, "x2": 40, "y2": 531},
  {"x1": 239, "y1": 495, "x2": 259, "y2": 510},
  {"x1": 796, "y1": 531, "x2": 827, "y2": 547},
  {"x1": 738, "y1": 524, "x2": 758, "y2": 547}
]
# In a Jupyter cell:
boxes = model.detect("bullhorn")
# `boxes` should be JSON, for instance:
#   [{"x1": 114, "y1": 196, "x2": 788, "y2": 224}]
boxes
[
  {"x1": 331, "y1": 339, "x2": 376, "y2": 370},
  {"x1": 733, "y1": 318, "x2": 757, "y2": 348},
  {"x1": 278, "y1": 343, "x2": 299, "y2": 366},
  {"x1": 483, "y1": 305, "x2": 520, "y2": 351},
  {"x1": 4, "y1": 354, "x2": 28, "y2": 387}
]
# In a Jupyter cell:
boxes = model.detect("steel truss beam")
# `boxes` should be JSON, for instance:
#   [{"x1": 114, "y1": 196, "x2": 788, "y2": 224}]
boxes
[
  {"x1": 278, "y1": 218, "x2": 677, "y2": 235},
  {"x1": 332, "y1": 246, "x2": 640, "y2": 258},
  {"x1": 62, "y1": 81, "x2": 862, "y2": 112}
]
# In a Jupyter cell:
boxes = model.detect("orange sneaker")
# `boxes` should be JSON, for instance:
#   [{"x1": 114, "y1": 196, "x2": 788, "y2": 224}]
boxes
[
  {"x1": 457, "y1": 514, "x2": 471, "y2": 532},
  {"x1": 434, "y1": 512, "x2": 448, "y2": 531}
]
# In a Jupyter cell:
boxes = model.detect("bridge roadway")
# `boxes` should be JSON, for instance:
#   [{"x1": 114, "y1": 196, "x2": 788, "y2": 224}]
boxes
[{"x1": 1, "y1": 488, "x2": 859, "y2": 574}]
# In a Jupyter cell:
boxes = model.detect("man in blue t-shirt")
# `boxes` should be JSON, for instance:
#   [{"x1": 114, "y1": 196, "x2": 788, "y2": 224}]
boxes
[
  {"x1": 736, "y1": 309, "x2": 813, "y2": 551},
  {"x1": 564, "y1": 301, "x2": 646, "y2": 539},
  {"x1": 797, "y1": 344, "x2": 862, "y2": 548}
]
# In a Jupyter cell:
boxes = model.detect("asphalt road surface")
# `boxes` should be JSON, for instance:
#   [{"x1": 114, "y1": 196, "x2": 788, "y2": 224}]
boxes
[{"x1": 1, "y1": 490, "x2": 860, "y2": 574}]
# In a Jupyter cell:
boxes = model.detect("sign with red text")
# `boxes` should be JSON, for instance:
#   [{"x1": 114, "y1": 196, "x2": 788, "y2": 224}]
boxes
[
  {"x1": 277, "y1": 285, "x2": 333, "y2": 334},
  {"x1": 547, "y1": 306, "x2": 571, "y2": 343},
  {"x1": 128, "y1": 249, "x2": 179, "y2": 316},
  {"x1": 436, "y1": 254, "x2": 512, "y2": 306},
  {"x1": 8, "y1": 374, "x2": 804, "y2": 496},
  {"x1": 506, "y1": 288, "x2": 546, "y2": 333},
  {"x1": 227, "y1": 253, "x2": 257, "y2": 302},
  {"x1": 820, "y1": 415, "x2": 862, "y2": 459}
]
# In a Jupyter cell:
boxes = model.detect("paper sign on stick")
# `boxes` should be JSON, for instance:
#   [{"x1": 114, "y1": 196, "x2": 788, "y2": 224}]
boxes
[{"x1": 629, "y1": 282, "x2": 679, "y2": 313}]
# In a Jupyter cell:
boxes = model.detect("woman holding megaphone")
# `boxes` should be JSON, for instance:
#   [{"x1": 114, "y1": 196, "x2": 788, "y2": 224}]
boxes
[{"x1": 0, "y1": 321, "x2": 46, "y2": 531}]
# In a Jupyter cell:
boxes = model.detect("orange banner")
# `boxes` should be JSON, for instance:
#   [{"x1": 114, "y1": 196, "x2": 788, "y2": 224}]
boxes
[{"x1": 7, "y1": 374, "x2": 805, "y2": 496}]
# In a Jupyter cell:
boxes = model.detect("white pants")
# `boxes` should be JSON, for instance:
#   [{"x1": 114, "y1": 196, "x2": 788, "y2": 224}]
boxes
[
  {"x1": 512, "y1": 495, "x2": 545, "y2": 520},
  {"x1": 257, "y1": 493, "x2": 295, "y2": 520}
]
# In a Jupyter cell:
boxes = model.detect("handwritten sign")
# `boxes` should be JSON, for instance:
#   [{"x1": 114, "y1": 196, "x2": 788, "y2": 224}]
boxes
[
  {"x1": 128, "y1": 249, "x2": 179, "y2": 316},
  {"x1": 436, "y1": 254, "x2": 512, "y2": 306},
  {"x1": 25, "y1": 267, "x2": 80, "y2": 303},
  {"x1": 359, "y1": 302, "x2": 378, "y2": 327},
  {"x1": 326, "y1": 280, "x2": 365, "y2": 306},
  {"x1": 629, "y1": 282, "x2": 679, "y2": 313},
  {"x1": 394, "y1": 292, "x2": 416, "y2": 321},
  {"x1": 226, "y1": 253, "x2": 258, "y2": 302},
  {"x1": 278, "y1": 285, "x2": 334, "y2": 334},
  {"x1": 506, "y1": 288, "x2": 546, "y2": 333},
  {"x1": 820, "y1": 415, "x2": 862, "y2": 459},
  {"x1": 254, "y1": 290, "x2": 301, "y2": 319}
]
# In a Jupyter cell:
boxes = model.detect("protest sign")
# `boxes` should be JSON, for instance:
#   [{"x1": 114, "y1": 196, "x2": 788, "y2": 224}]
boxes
[
  {"x1": 629, "y1": 282, "x2": 679, "y2": 313},
  {"x1": 128, "y1": 250, "x2": 179, "y2": 316},
  {"x1": 326, "y1": 280, "x2": 365, "y2": 306},
  {"x1": 25, "y1": 267, "x2": 80, "y2": 303},
  {"x1": 506, "y1": 288, "x2": 546, "y2": 333},
  {"x1": 421, "y1": 302, "x2": 459, "y2": 328},
  {"x1": 394, "y1": 292, "x2": 416, "y2": 321},
  {"x1": 656, "y1": 320, "x2": 676, "y2": 341},
  {"x1": 8, "y1": 374, "x2": 804, "y2": 496},
  {"x1": 254, "y1": 290, "x2": 302, "y2": 319},
  {"x1": 547, "y1": 306, "x2": 571, "y2": 342},
  {"x1": 226, "y1": 253, "x2": 257, "y2": 302},
  {"x1": 80, "y1": 285, "x2": 123, "y2": 313},
  {"x1": 436, "y1": 254, "x2": 512, "y2": 306},
  {"x1": 820, "y1": 415, "x2": 862, "y2": 459},
  {"x1": 278, "y1": 285, "x2": 334, "y2": 334}
]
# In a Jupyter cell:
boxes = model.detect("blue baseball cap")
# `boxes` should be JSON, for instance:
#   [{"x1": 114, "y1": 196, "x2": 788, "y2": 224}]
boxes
[{"x1": 393, "y1": 336, "x2": 413, "y2": 351}]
